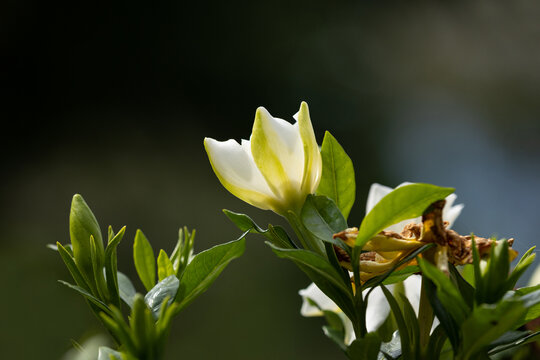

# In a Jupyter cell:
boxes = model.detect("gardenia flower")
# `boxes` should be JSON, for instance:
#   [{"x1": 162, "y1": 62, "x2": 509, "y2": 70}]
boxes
[
  {"x1": 204, "y1": 102, "x2": 322, "y2": 216},
  {"x1": 299, "y1": 182, "x2": 464, "y2": 342}
]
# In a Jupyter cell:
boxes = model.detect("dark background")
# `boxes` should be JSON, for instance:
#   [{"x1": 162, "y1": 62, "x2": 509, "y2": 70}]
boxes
[{"x1": 2, "y1": 1, "x2": 540, "y2": 359}]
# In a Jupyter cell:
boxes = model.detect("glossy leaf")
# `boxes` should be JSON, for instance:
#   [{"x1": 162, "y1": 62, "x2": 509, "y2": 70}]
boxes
[
  {"x1": 145, "y1": 275, "x2": 179, "y2": 319},
  {"x1": 317, "y1": 131, "x2": 355, "y2": 219},
  {"x1": 157, "y1": 250, "x2": 174, "y2": 282},
  {"x1": 223, "y1": 209, "x2": 295, "y2": 249},
  {"x1": 354, "y1": 184, "x2": 454, "y2": 248},
  {"x1": 300, "y1": 195, "x2": 348, "y2": 250},
  {"x1": 488, "y1": 330, "x2": 540, "y2": 355},
  {"x1": 176, "y1": 238, "x2": 245, "y2": 312},
  {"x1": 117, "y1": 271, "x2": 137, "y2": 308},
  {"x1": 134, "y1": 230, "x2": 156, "y2": 292}
]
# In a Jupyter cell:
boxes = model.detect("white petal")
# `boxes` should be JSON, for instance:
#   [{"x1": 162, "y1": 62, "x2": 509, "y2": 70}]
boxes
[
  {"x1": 337, "y1": 312, "x2": 357, "y2": 345},
  {"x1": 403, "y1": 275, "x2": 422, "y2": 315},
  {"x1": 364, "y1": 285, "x2": 394, "y2": 332},
  {"x1": 299, "y1": 283, "x2": 339, "y2": 316},
  {"x1": 366, "y1": 183, "x2": 393, "y2": 214},
  {"x1": 444, "y1": 193, "x2": 457, "y2": 209},
  {"x1": 444, "y1": 203, "x2": 464, "y2": 229},
  {"x1": 204, "y1": 138, "x2": 276, "y2": 209}
]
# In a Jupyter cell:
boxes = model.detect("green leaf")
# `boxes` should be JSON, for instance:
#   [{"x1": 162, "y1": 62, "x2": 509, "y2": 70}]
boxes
[
  {"x1": 346, "y1": 333, "x2": 382, "y2": 360},
  {"x1": 90, "y1": 235, "x2": 108, "y2": 300},
  {"x1": 316, "y1": 131, "x2": 356, "y2": 219},
  {"x1": 100, "y1": 307, "x2": 138, "y2": 356},
  {"x1": 423, "y1": 277, "x2": 460, "y2": 352},
  {"x1": 300, "y1": 195, "x2": 348, "y2": 250},
  {"x1": 170, "y1": 227, "x2": 195, "y2": 277},
  {"x1": 397, "y1": 293, "x2": 420, "y2": 356},
  {"x1": 472, "y1": 235, "x2": 484, "y2": 304},
  {"x1": 133, "y1": 229, "x2": 156, "y2": 292},
  {"x1": 130, "y1": 294, "x2": 155, "y2": 356},
  {"x1": 267, "y1": 243, "x2": 355, "y2": 321},
  {"x1": 418, "y1": 258, "x2": 470, "y2": 324},
  {"x1": 460, "y1": 299, "x2": 528, "y2": 359},
  {"x1": 69, "y1": 194, "x2": 104, "y2": 293},
  {"x1": 488, "y1": 330, "x2": 540, "y2": 355},
  {"x1": 145, "y1": 275, "x2": 179, "y2": 319},
  {"x1": 505, "y1": 246, "x2": 536, "y2": 291},
  {"x1": 425, "y1": 325, "x2": 447, "y2": 359},
  {"x1": 157, "y1": 250, "x2": 174, "y2": 282},
  {"x1": 381, "y1": 266, "x2": 420, "y2": 286},
  {"x1": 117, "y1": 271, "x2": 137, "y2": 308},
  {"x1": 105, "y1": 226, "x2": 126, "y2": 307},
  {"x1": 354, "y1": 184, "x2": 454, "y2": 248},
  {"x1": 381, "y1": 286, "x2": 412, "y2": 360},
  {"x1": 56, "y1": 241, "x2": 91, "y2": 292},
  {"x1": 482, "y1": 240, "x2": 510, "y2": 303},
  {"x1": 518, "y1": 288, "x2": 540, "y2": 323},
  {"x1": 223, "y1": 209, "x2": 295, "y2": 249},
  {"x1": 175, "y1": 238, "x2": 245, "y2": 312},
  {"x1": 448, "y1": 263, "x2": 475, "y2": 309},
  {"x1": 58, "y1": 280, "x2": 111, "y2": 315}
]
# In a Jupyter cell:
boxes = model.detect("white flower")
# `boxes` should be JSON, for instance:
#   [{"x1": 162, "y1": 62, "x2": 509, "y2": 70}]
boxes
[
  {"x1": 299, "y1": 182, "x2": 464, "y2": 342},
  {"x1": 299, "y1": 282, "x2": 356, "y2": 345},
  {"x1": 204, "y1": 102, "x2": 322, "y2": 216}
]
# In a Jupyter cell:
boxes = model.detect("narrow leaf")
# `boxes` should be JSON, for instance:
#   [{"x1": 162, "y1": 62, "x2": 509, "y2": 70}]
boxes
[
  {"x1": 418, "y1": 258, "x2": 470, "y2": 324},
  {"x1": 134, "y1": 229, "x2": 156, "y2": 292}
]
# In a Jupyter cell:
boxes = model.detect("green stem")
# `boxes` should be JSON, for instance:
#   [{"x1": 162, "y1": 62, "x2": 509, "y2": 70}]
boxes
[
  {"x1": 418, "y1": 275, "x2": 434, "y2": 358},
  {"x1": 284, "y1": 211, "x2": 324, "y2": 255}
]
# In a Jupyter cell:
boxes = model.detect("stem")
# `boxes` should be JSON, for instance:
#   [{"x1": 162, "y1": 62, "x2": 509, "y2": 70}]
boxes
[
  {"x1": 284, "y1": 211, "x2": 325, "y2": 255},
  {"x1": 418, "y1": 275, "x2": 434, "y2": 358}
]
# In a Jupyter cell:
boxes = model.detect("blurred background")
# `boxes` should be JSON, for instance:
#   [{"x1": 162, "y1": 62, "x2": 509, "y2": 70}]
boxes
[{"x1": 2, "y1": 0, "x2": 540, "y2": 358}]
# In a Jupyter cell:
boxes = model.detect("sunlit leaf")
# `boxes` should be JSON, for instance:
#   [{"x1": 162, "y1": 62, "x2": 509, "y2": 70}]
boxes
[
  {"x1": 133, "y1": 230, "x2": 156, "y2": 292},
  {"x1": 317, "y1": 131, "x2": 355, "y2": 219}
]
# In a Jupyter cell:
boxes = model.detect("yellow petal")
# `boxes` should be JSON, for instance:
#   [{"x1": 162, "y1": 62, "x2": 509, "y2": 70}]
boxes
[
  {"x1": 297, "y1": 101, "x2": 322, "y2": 195},
  {"x1": 251, "y1": 107, "x2": 304, "y2": 211}
]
